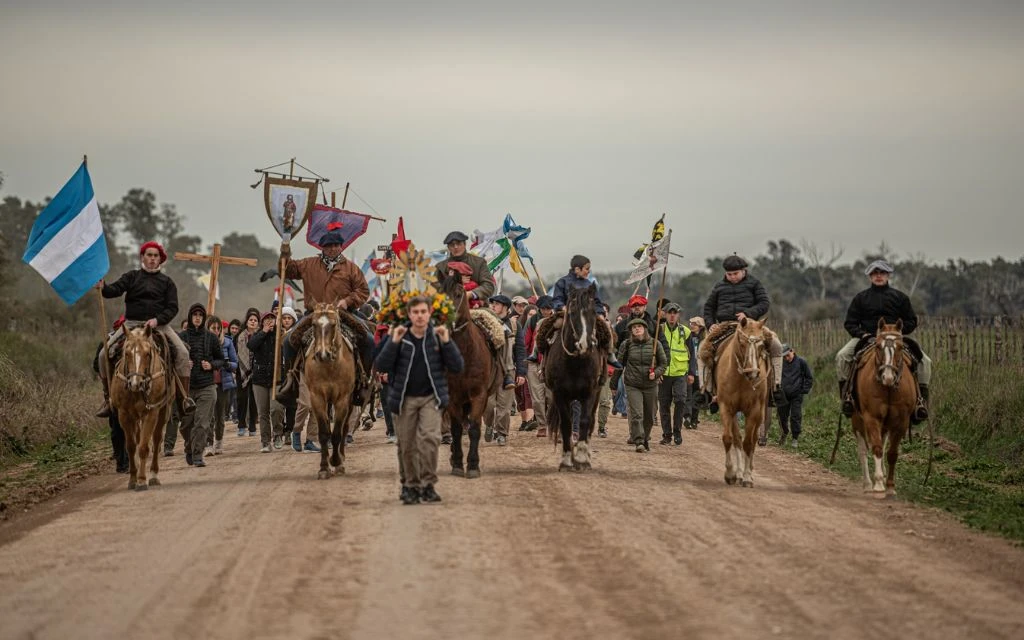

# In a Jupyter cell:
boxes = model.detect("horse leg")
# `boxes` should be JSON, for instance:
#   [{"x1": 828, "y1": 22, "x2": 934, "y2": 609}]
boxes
[
  {"x1": 573, "y1": 394, "x2": 597, "y2": 471},
  {"x1": 124, "y1": 420, "x2": 139, "y2": 490},
  {"x1": 885, "y1": 427, "x2": 902, "y2": 497},
  {"x1": 149, "y1": 410, "x2": 164, "y2": 486},
  {"x1": 557, "y1": 402, "x2": 573, "y2": 472},
  {"x1": 740, "y1": 410, "x2": 759, "y2": 487},
  {"x1": 853, "y1": 418, "x2": 872, "y2": 492},
  {"x1": 466, "y1": 421, "x2": 481, "y2": 479},
  {"x1": 330, "y1": 404, "x2": 347, "y2": 475},
  {"x1": 311, "y1": 399, "x2": 331, "y2": 480},
  {"x1": 721, "y1": 409, "x2": 738, "y2": 485},
  {"x1": 135, "y1": 417, "x2": 151, "y2": 490},
  {"x1": 450, "y1": 416, "x2": 465, "y2": 476}
]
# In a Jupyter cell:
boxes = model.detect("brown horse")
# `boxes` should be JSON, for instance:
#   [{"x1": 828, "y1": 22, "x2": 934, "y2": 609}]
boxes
[
  {"x1": 537, "y1": 283, "x2": 606, "y2": 471},
  {"x1": 110, "y1": 326, "x2": 175, "y2": 491},
  {"x1": 438, "y1": 274, "x2": 499, "y2": 478},
  {"x1": 305, "y1": 303, "x2": 358, "y2": 479},
  {"x1": 851, "y1": 319, "x2": 916, "y2": 496},
  {"x1": 715, "y1": 318, "x2": 771, "y2": 487}
]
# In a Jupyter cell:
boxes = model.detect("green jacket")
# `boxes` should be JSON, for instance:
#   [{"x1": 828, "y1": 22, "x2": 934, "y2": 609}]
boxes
[
  {"x1": 435, "y1": 253, "x2": 496, "y2": 301},
  {"x1": 616, "y1": 336, "x2": 667, "y2": 389}
]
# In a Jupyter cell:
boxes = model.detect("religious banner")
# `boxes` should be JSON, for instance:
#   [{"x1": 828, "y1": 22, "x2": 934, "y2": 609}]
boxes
[
  {"x1": 306, "y1": 204, "x2": 372, "y2": 250},
  {"x1": 624, "y1": 230, "x2": 672, "y2": 285},
  {"x1": 264, "y1": 176, "x2": 318, "y2": 241}
]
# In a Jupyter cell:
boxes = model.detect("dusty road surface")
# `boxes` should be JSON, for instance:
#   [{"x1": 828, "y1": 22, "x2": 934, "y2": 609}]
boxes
[{"x1": 1, "y1": 414, "x2": 1023, "y2": 640}]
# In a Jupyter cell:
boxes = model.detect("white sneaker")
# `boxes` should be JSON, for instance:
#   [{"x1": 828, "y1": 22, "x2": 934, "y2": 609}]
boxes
[
  {"x1": 203, "y1": 446, "x2": 214, "y2": 457},
  {"x1": 213, "y1": 440, "x2": 223, "y2": 455},
  {"x1": 260, "y1": 445, "x2": 271, "y2": 453},
  {"x1": 386, "y1": 434, "x2": 397, "y2": 444}
]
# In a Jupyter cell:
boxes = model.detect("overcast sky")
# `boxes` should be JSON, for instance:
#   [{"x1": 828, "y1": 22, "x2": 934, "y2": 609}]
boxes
[{"x1": 2, "y1": 1, "x2": 1022, "y2": 279}]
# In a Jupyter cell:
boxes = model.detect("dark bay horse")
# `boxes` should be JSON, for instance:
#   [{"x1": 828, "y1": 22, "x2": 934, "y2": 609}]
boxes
[
  {"x1": 439, "y1": 274, "x2": 499, "y2": 478},
  {"x1": 852, "y1": 319, "x2": 916, "y2": 496},
  {"x1": 305, "y1": 304, "x2": 358, "y2": 479},
  {"x1": 538, "y1": 283, "x2": 606, "y2": 471},
  {"x1": 110, "y1": 326, "x2": 175, "y2": 491},
  {"x1": 714, "y1": 318, "x2": 771, "y2": 487}
]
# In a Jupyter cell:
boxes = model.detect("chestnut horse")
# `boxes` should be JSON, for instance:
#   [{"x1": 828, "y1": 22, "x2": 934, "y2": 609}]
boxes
[
  {"x1": 305, "y1": 303, "x2": 358, "y2": 479},
  {"x1": 439, "y1": 275, "x2": 499, "y2": 478},
  {"x1": 715, "y1": 318, "x2": 771, "y2": 487},
  {"x1": 110, "y1": 326, "x2": 175, "y2": 491},
  {"x1": 851, "y1": 319, "x2": 916, "y2": 496},
  {"x1": 538, "y1": 283, "x2": 606, "y2": 471}
]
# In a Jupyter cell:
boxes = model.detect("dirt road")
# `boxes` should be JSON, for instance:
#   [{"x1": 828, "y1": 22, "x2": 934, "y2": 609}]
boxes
[{"x1": 1, "y1": 414, "x2": 1022, "y2": 640}]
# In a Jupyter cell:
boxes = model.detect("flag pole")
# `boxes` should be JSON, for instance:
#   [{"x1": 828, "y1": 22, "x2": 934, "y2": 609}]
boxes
[
  {"x1": 650, "y1": 229, "x2": 671, "y2": 369},
  {"x1": 529, "y1": 260, "x2": 547, "y2": 293},
  {"x1": 272, "y1": 248, "x2": 287, "y2": 394},
  {"x1": 84, "y1": 154, "x2": 113, "y2": 374}
]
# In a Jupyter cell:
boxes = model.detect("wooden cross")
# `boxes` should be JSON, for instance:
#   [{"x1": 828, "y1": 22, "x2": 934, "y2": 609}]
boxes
[{"x1": 174, "y1": 244, "x2": 259, "y2": 315}]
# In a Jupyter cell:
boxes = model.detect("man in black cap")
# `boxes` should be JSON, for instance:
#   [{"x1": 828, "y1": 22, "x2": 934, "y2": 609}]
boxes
[
  {"x1": 837, "y1": 259, "x2": 930, "y2": 422},
  {"x1": 435, "y1": 231, "x2": 496, "y2": 303},
  {"x1": 697, "y1": 254, "x2": 786, "y2": 409},
  {"x1": 484, "y1": 294, "x2": 526, "y2": 445}
]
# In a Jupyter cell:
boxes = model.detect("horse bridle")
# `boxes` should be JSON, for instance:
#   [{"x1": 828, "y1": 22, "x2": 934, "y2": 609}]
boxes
[
  {"x1": 733, "y1": 326, "x2": 767, "y2": 387},
  {"x1": 560, "y1": 296, "x2": 593, "y2": 356},
  {"x1": 874, "y1": 331, "x2": 906, "y2": 387},
  {"x1": 313, "y1": 310, "x2": 344, "y2": 360},
  {"x1": 116, "y1": 336, "x2": 170, "y2": 410}
]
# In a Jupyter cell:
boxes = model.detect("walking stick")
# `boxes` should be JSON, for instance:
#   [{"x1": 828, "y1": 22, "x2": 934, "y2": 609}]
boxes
[{"x1": 829, "y1": 411, "x2": 843, "y2": 466}]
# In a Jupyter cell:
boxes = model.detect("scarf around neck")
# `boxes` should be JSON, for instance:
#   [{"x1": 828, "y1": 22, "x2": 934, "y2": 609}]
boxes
[{"x1": 321, "y1": 253, "x2": 343, "y2": 273}]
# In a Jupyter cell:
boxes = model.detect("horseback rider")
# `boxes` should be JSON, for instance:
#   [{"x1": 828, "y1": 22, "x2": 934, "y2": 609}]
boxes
[
  {"x1": 697, "y1": 254, "x2": 786, "y2": 409},
  {"x1": 278, "y1": 229, "x2": 371, "y2": 395},
  {"x1": 94, "y1": 241, "x2": 194, "y2": 419},
  {"x1": 434, "y1": 230, "x2": 496, "y2": 303},
  {"x1": 550, "y1": 254, "x2": 622, "y2": 368},
  {"x1": 837, "y1": 260, "x2": 930, "y2": 423}
]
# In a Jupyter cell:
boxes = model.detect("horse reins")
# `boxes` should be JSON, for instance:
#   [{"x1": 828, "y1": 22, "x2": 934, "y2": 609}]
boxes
[
  {"x1": 116, "y1": 336, "x2": 171, "y2": 410},
  {"x1": 874, "y1": 331, "x2": 907, "y2": 387}
]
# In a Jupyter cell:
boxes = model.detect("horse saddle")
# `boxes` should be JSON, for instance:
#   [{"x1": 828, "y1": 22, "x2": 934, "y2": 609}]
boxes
[
  {"x1": 469, "y1": 308, "x2": 507, "y2": 351},
  {"x1": 105, "y1": 325, "x2": 173, "y2": 366}
]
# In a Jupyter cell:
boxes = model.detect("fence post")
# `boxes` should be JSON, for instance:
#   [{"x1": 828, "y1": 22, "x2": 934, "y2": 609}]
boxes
[
  {"x1": 948, "y1": 319, "x2": 959, "y2": 362},
  {"x1": 994, "y1": 315, "x2": 1004, "y2": 365}
]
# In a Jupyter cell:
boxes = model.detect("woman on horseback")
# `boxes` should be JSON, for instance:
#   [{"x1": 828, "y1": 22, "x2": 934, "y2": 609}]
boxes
[{"x1": 94, "y1": 241, "x2": 193, "y2": 418}]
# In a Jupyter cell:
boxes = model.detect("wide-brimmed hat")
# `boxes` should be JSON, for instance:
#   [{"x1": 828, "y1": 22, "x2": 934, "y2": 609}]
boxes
[{"x1": 864, "y1": 259, "x2": 894, "y2": 276}]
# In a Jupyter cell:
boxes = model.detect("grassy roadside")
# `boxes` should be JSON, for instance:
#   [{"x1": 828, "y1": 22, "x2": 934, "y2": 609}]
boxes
[{"x1": 762, "y1": 357, "x2": 1024, "y2": 544}]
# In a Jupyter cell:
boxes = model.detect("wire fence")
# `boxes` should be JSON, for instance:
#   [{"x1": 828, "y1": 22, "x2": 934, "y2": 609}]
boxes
[{"x1": 776, "y1": 316, "x2": 1024, "y2": 369}]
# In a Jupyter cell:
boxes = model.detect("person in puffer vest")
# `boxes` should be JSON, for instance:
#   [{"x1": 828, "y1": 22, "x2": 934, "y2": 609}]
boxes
[{"x1": 177, "y1": 302, "x2": 224, "y2": 467}]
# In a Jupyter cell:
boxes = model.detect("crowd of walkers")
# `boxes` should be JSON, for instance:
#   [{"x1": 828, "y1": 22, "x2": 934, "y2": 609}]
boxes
[{"x1": 98, "y1": 232, "x2": 945, "y2": 506}]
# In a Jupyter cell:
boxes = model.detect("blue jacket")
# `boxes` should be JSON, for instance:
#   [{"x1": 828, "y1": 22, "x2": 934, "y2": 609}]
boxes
[
  {"x1": 220, "y1": 336, "x2": 239, "y2": 390},
  {"x1": 551, "y1": 271, "x2": 606, "y2": 316},
  {"x1": 781, "y1": 354, "x2": 814, "y2": 397},
  {"x1": 374, "y1": 326, "x2": 465, "y2": 413}
]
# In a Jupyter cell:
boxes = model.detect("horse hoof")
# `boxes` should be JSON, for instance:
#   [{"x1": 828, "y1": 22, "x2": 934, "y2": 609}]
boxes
[
  {"x1": 466, "y1": 468, "x2": 480, "y2": 479},
  {"x1": 451, "y1": 467, "x2": 465, "y2": 477},
  {"x1": 127, "y1": 481, "x2": 137, "y2": 490},
  {"x1": 757, "y1": 438, "x2": 767, "y2": 447},
  {"x1": 331, "y1": 466, "x2": 345, "y2": 475},
  {"x1": 741, "y1": 480, "x2": 754, "y2": 488},
  {"x1": 148, "y1": 477, "x2": 160, "y2": 486},
  {"x1": 559, "y1": 463, "x2": 574, "y2": 472},
  {"x1": 725, "y1": 476, "x2": 738, "y2": 486},
  {"x1": 134, "y1": 483, "x2": 149, "y2": 492},
  {"x1": 317, "y1": 471, "x2": 330, "y2": 480}
]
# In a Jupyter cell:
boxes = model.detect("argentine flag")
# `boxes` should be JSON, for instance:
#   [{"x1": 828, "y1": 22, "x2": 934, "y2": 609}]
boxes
[{"x1": 22, "y1": 163, "x2": 109, "y2": 305}]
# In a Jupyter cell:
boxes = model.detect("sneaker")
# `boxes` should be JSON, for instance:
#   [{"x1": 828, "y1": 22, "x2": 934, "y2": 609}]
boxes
[
  {"x1": 260, "y1": 445, "x2": 271, "y2": 453},
  {"x1": 163, "y1": 448, "x2": 174, "y2": 457},
  {"x1": 420, "y1": 484, "x2": 442, "y2": 503},
  {"x1": 248, "y1": 431, "x2": 256, "y2": 437},
  {"x1": 273, "y1": 435, "x2": 283, "y2": 450},
  {"x1": 518, "y1": 421, "x2": 529, "y2": 432},
  {"x1": 673, "y1": 434, "x2": 682, "y2": 446},
  {"x1": 303, "y1": 440, "x2": 321, "y2": 453},
  {"x1": 386, "y1": 434, "x2": 397, "y2": 444},
  {"x1": 213, "y1": 440, "x2": 223, "y2": 455},
  {"x1": 441, "y1": 434, "x2": 453, "y2": 445},
  {"x1": 203, "y1": 445, "x2": 214, "y2": 457},
  {"x1": 523, "y1": 419, "x2": 538, "y2": 432},
  {"x1": 659, "y1": 435, "x2": 672, "y2": 446},
  {"x1": 635, "y1": 443, "x2": 645, "y2": 453},
  {"x1": 185, "y1": 451, "x2": 193, "y2": 465},
  {"x1": 791, "y1": 439, "x2": 799, "y2": 449},
  {"x1": 643, "y1": 439, "x2": 650, "y2": 451},
  {"x1": 292, "y1": 432, "x2": 302, "y2": 452},
  {"x1": 496, "y1": 435, "x2": 508, "y2": 446},
  {"x1": 237, "y1": 428, "x2": 246, "y2": 437},
  {"x1": 401, "y1": 486, "x2": 421, "y2": 505},
  {"x1": 598, "y1": 427, "x2": 607, "y2": 438},
  {"x1": 193, "y1": 456, "x2": 206, "y2": 468},
  {"x1": 376, "y1": 408, "x2": 384, "y2": 419}
]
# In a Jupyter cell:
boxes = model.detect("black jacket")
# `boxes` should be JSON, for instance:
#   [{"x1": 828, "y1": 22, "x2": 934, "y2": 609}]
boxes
[
  {"x1": 781, "y1": 355, "x2": 814, "y2": 397},
  {"x1": 178, "y1": 303, "x2": 224, "y2": 389},
  {"x1": 247, "y1": 328, "x2": 277, "y2": 388},
  {"x1": 374, "y1": 326, "x2": 465, "y2": 413},
  {"x1": 614, "y1": 311, "x2": 656, "y2": 345},
  {"x1": 504, "y1": 315, "x2": 528, "y2": 377},
  {"x1": 703, "y1": 275, "x2": 770, "y2": 327},
  {"x1": 102, "y1": 269, "x2": 179, "y2": 326},
  {"x1": 844, "y1": 284, "x2": 918, "y2": 338}
]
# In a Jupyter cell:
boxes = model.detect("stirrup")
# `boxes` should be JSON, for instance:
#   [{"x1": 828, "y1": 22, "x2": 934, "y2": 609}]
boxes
[
  {"x1": 96, "y1": 400, "x2": 112, "y2": 418},
  {"x1": 182, "y1": 397, "x2": 197, "y2": 414}
]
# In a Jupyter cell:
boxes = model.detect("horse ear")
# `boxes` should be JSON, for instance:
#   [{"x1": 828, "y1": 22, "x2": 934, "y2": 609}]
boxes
[
  {"x1": 895, "y1": 318, "x2": 904, "y2": 332},
  {"x1": 877, "y1": 317, "x2": 885, "y2": 332},
  {"x1": 740, "y1": 317, "x2": 748, "y2": 328},
  {"x1": 586, "y1": 282, "x2": 596, "y2": 295}
]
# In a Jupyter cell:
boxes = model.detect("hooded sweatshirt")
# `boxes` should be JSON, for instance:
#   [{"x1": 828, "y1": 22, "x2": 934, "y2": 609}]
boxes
[{"x1": 178, "y1": 303, "x2": 224, "y2": 389}]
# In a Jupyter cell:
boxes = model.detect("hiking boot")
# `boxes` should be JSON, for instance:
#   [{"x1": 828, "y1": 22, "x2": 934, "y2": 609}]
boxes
[
  {"x1": 292, "y1": 432, "x2": 302, "y2": 452},
  {"x1": 772, "y1": 388, "x2": 788, "y2": 408},
  {"x1": 778, "y1": 433, "x2": 788, "y2": 447},
  {"x1": 420, "y1": 485, "x2": 442, "y2": 503},
  {"x1": 598, "y1": 427, "x2": 607, "y2": 438},
  {"x1": 96, "y1": 399, "x2": 112, "y2": 418},
  {"x1": 304, "y1": 440, "x2": 321, "y2": 453},
  {"x1": 193, "y1": 456, "x2": 206, "y2": 468},
  {"x1": 441, "y1": 434, "x2": 453, "y2": 445},
  {"x1": 401, "y1": 486, "x2": 421, "y2": 505},
  {"x1": 273, "y1": 435, "x2": 283, "y2": 450},
  {"x1": 839, "y1": 381, "x2": 855, "y2": 417},
  {"x1": 911, "y1": 384, "x2": 929, "y2": 424},
  {"x1": 673, "y1": 432, "x2": 682, "y2": 446},
  {"x1": 185, "y1": 451, "x2": 193, "y2": 466},
  {"x1": 503, "y1": 374, "x2": 515, "y2": 390},
  {"x1": 518, "y1": 421, "x2": 529, "y2": 432},
  {"x1": 213, "y1": 440, "x2": 223, "y2": 455},
  {"x1": 496, "y1": 435, "x2": 508, "y2": 446}
]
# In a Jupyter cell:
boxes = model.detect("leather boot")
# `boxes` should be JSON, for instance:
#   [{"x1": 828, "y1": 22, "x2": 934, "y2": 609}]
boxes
[
  {"x1": 840, "y1": 380, "x2": 854, "y2": 417},
  {"x1": 96, "y1": 376, "x2": 112, "y2": 418},
  {"x1": 912, "y1": 384, "x2": 929, "y2": 424},
  {"x1": 179, "y1": 376, "x2": 197, "y2": 415}
]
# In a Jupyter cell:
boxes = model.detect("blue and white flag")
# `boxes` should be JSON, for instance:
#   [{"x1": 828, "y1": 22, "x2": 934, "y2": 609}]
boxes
[
  {"x1": 502, "y1": 213, "x2": 533, "y2": 261},
  {"x1": 22, "y1": 163, "x2": 109, "y2": 305}
]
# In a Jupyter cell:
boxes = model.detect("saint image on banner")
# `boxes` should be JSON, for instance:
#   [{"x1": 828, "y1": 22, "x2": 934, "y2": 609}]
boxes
[{"x1": 263, "y1": 177, "x2": 317, "y2": 241}]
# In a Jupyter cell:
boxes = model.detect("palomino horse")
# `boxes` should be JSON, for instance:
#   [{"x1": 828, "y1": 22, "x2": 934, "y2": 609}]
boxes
[
  {"x1": 305, "y1": 303, "x2": 358, "y2": 479},
  {"x1": 439, "y1": 274, "x2": 499, "y2": 478},
  {"x1": 538, "y1": 283, "x2": 606, "y2": 471},
  {"x1": 851, "y1": 319, "x2": 916, "y2": 496},
  {"x1": 110, "y1": 325, "x2": 175, "y2": 491},
  {"x1": 715, "y1": 318, "x2": 771, "y2": 487}
]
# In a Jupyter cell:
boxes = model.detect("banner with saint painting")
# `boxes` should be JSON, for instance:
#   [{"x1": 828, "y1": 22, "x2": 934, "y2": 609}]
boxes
[{"x1": 263, "y1": 177, "x2": 317, "y2": 241}]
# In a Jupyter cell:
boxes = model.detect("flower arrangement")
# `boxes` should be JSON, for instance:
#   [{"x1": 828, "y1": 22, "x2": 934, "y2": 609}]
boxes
[{"x1": 376, "y1": 289, "x2": 456, "y2": 327}]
